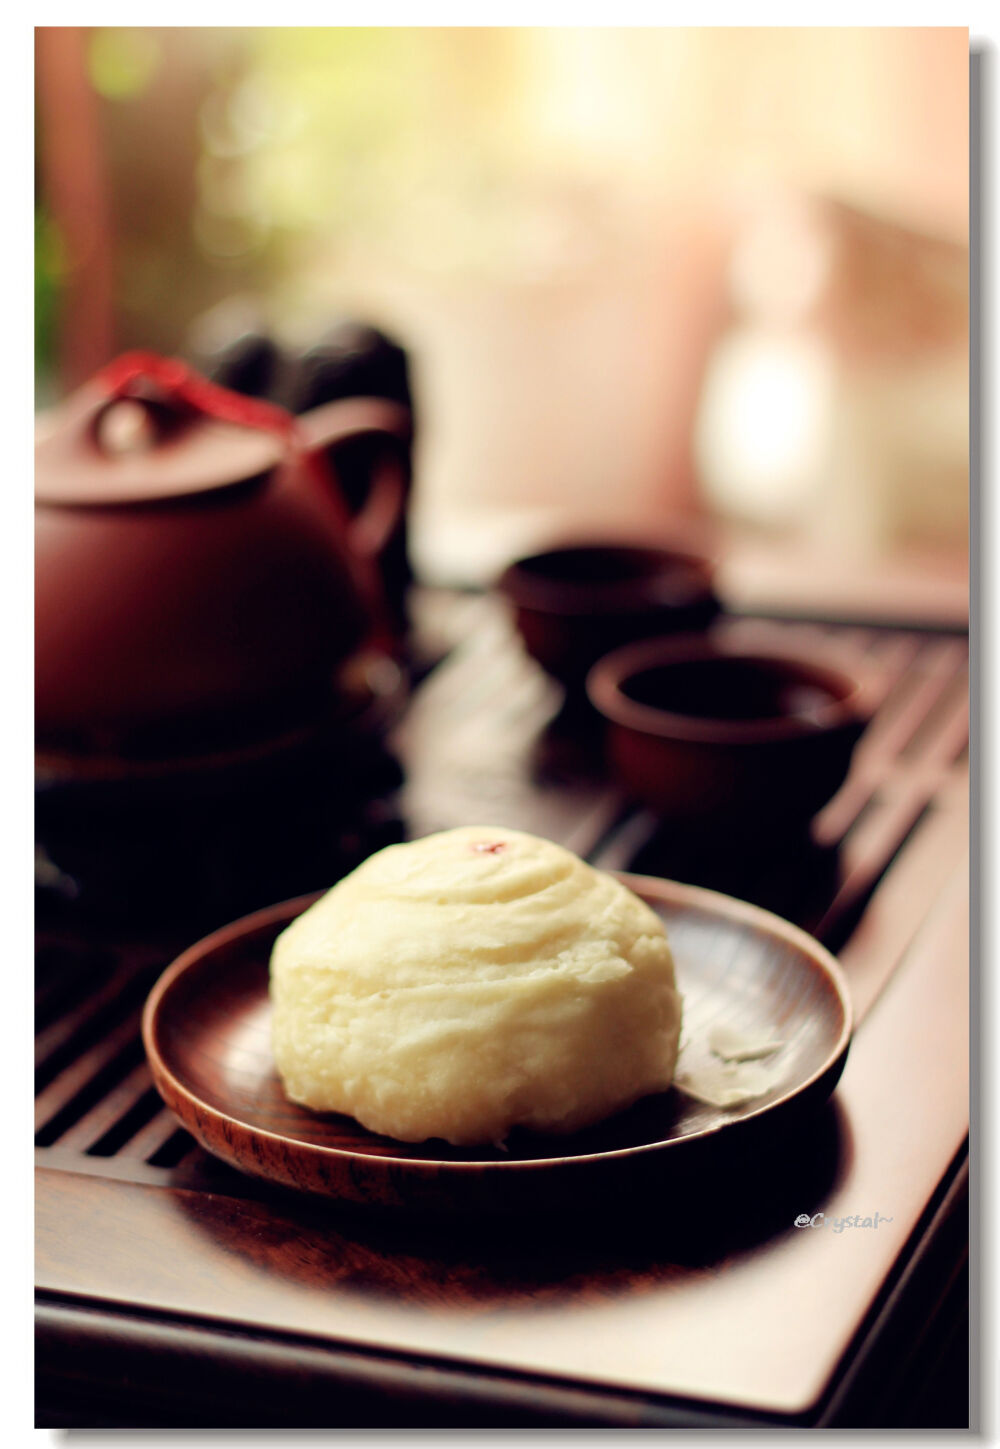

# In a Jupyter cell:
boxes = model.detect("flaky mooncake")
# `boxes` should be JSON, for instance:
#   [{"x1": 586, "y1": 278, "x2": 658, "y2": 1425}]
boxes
[{"x1": 270, "y1": 827, "x2": 682, "y2": 1147}]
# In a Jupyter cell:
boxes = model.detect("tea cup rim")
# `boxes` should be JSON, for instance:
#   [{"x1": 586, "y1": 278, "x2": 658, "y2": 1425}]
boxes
[{"x1": 586, "y1": 634, "x2": 866, "y2": 745}]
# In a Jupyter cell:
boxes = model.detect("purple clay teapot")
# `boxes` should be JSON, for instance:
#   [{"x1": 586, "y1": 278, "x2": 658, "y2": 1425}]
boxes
[{"x1": 35, "y1": 352, "x2": 411, "y2": 758}]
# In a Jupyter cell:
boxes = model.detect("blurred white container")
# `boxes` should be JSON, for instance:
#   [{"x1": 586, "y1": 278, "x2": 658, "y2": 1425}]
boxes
[{"x1": 696, "y1": 192, "x2": 968, "y2": 557}]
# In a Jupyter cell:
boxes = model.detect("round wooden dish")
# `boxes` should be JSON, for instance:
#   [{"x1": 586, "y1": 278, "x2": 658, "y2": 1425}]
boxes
[{"x1": 142, "y1": 876, "x2": 852, "y2": 1215}]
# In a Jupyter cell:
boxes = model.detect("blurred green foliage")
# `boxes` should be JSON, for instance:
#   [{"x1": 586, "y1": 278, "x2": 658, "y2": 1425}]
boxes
[
  {"x1": 88, "y1": 27, "x2": 161, "y2": 101},
  {"x1": 34, "y1": 207, "x2": 64, "y2": 388}
]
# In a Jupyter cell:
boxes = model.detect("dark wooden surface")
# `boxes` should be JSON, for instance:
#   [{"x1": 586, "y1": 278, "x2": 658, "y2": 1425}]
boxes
[{"x1": 35, "y1": 596, "x2": 970, "y2": 1427}]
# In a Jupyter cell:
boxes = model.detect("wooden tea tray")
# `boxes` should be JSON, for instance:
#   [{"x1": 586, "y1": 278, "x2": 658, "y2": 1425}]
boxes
[{"x1": 35, "y1": 597, "x2": 969, "y2": 1427}]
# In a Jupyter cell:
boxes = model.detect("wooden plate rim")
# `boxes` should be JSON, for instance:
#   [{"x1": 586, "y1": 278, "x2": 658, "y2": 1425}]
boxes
[{"x1": 141, "y1": 873, "x2": 854, "y2": 1176}]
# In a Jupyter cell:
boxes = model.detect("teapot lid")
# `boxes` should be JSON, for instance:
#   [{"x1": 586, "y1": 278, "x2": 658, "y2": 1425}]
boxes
[{"x1": 35, "y1": 352, "x2": 293, "y2": 506}]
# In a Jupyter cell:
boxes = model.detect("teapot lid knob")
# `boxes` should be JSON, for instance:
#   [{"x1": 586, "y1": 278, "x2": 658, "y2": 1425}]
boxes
[{"x1": 36, "y1": 351, "x2": 292, "y2": 506}]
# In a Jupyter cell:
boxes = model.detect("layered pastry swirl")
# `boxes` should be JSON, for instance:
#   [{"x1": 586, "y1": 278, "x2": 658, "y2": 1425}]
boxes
[{"x1": 270, "y1": 826, "x2": 683, "y2": 1146}]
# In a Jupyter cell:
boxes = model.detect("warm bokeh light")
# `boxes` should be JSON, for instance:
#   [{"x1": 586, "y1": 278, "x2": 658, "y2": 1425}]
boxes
[
  {"x1": 35, "y1": 26, "x2": 969, "y2": 581},
  {"x1": 697, "y1": 333, "x2": 835, "y2": 526}
]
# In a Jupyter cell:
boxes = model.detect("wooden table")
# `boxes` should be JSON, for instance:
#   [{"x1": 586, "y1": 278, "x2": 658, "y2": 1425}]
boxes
[{"x1": 35, "y1": 594, "x2": 970, "y2": 1428}]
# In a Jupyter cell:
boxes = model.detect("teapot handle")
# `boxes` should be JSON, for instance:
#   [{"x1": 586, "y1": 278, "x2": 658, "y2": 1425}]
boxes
[{"x1": 296, "y1": 396, "x2": 413, "y2": 561}]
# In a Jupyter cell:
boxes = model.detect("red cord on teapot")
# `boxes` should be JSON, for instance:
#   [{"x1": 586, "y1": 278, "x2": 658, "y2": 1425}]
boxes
[{"x1": 95, "y1": 350, "x2": 298, "y2": 439}]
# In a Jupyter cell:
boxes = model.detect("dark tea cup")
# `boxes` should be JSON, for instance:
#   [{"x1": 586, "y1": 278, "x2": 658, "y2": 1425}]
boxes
[
  {"x1": 497, "y1": 542, "x2": 720, "y2": 689},
  {"x1": 587, "y1": 634, "x2": 867, "y2": 840}
]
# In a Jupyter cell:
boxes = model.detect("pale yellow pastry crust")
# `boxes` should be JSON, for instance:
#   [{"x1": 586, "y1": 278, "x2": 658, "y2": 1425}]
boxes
[{"x1": 270, "y1": 827, "x2": 683, "y2": 1146}]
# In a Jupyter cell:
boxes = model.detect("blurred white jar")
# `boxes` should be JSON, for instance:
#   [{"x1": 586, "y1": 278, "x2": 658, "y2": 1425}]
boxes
[{"x1": 696, "y1": 192, "x2": 968, "y2": 557}]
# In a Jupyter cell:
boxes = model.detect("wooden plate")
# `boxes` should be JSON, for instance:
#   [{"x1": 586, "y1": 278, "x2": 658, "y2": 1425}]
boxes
[{"x1": 142, "y1": 875, "x2": 852, "y2": 1215}]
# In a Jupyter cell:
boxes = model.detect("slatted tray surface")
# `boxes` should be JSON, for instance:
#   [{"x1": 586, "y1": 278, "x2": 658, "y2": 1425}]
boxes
[{"x1": 35, "y1": 598, "x2": 970, "y2": 1425}]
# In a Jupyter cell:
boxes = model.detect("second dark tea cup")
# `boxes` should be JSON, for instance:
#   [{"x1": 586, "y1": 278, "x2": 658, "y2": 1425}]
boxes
[{"x1": 497, "y1": 541, "x2": 720, "y2": 688}]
